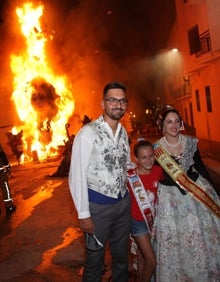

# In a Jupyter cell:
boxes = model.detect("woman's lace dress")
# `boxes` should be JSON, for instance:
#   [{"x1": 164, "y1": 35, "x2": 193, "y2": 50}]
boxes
[{"x1": 153, "y1": 135, "x2": 220, "y2": 282}]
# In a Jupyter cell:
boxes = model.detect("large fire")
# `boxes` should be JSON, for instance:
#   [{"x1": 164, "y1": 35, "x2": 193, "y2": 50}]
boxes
[{"x1": 10, "y1": 2, "x2": 74, "y2": 162}]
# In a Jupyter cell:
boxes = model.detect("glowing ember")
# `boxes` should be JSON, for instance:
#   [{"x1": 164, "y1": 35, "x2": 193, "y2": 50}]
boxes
[{"x1": 10, "y1": 2, "x2": 74, "y2": 162}]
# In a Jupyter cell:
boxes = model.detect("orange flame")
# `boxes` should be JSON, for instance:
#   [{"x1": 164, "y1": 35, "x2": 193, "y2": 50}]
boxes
[{"x1": 10, "y1": 2, "x2": 74, "y2": 162}]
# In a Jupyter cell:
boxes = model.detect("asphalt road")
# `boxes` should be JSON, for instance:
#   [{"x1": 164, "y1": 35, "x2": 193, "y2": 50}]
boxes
[{"x1": 0, "y1": 161, "x2": 86, "y2": 281}]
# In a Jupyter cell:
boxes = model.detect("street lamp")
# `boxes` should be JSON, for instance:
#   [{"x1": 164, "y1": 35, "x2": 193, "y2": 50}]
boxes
[{"x1": 172, "y1": 48, "x2": 178, "y2": 53}]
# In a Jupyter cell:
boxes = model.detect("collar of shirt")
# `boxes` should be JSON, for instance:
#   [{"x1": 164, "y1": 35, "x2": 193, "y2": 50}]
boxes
[{"x1": 103, "y1": 120, "x2": 122, "y2": 143}]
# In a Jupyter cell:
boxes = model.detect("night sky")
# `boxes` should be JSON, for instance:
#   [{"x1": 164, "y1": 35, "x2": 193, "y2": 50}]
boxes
[
  {"x1": 0, "y1": 0, "x2": 176, "y2": 123},
  {"x1": 48, "y1": 0, "x2": 176, "y2": 56}
]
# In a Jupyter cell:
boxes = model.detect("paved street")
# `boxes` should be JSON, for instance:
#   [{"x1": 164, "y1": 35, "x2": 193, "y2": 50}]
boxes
[
  {"x1": 0, "y1": 161, "x2": 86, "y2": 281},
  {"x1": 198, "y1": 138, "x2": 220, "y2": 195}
]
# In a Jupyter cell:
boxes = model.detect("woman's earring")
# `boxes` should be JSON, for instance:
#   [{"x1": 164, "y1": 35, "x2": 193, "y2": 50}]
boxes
[
  {"x1": 162, "y1": 126, "x2": 166, "y2": 133},
  {"x1": 180, "y1": 121, "x2": 184, "y2": 131}
]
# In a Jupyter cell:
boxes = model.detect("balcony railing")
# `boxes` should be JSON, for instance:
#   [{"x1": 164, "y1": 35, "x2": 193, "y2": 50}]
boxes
[{"x1": 196, "y1": 30, "x2": 211, "y2": 57}]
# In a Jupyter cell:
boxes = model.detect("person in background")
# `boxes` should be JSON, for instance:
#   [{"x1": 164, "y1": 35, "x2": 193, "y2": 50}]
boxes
[
  {"x1": 0, "y1": 144, "x2": 16, "y2": 215},
  {"x1": 153, "y1": 105, "x2": 220, "y2": 281},
  {"x1": 127, "y1": 140, "x2": 163, "y2": 282},
  {"x1": 68, "y1": 81, "x2": 131, "y2": 282}
]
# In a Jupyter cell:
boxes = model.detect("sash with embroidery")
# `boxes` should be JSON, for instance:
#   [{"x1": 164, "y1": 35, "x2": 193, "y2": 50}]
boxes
[
  {"x1": 153, "y1": 142, "x2": 220, "y2": 218},
  {"x1": 127, "y1": 168, "x2": 155, "y2": 234}
]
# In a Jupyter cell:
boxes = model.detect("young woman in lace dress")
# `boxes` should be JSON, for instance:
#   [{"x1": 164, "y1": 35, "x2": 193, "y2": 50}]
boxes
[{"x1": 153, "y1": 106, "x2": 220, "y2": 282}]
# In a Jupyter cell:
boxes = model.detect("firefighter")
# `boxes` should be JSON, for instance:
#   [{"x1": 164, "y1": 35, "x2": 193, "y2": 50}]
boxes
[{"x1": 0, "y1": 144, "x2": 16, "y2": 215}]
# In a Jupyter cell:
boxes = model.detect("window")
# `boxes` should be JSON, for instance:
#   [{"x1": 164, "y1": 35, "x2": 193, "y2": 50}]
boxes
[
  {"x1": 195, "y1": 89, "x2": 201, "y2": 112},
  {"x1": 189, "y1": 102, "x2": 194, "y2": 127},
  {"x1": 188, "y1": 25, "x2": 201, "y2": 55},
  {"x1": 205, "y1": 86, "x2": 212, "y2": 112},
  {"x1": 184, "y1": 108, "x2": 188, "y2": 124},
  {"x1": 196, "y1": 30, "x2": 212, "y2": 57}
]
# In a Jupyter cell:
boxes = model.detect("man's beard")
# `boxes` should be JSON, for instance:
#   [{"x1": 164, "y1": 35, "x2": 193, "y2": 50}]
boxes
[{"x1": 107, "y1": 108, "x2": 125, "y2": 120}]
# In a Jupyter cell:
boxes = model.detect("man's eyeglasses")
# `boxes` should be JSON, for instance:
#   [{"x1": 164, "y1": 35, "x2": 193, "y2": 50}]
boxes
[{"x1": 105, "y1": 97, "x2": 128, "y2": 106}]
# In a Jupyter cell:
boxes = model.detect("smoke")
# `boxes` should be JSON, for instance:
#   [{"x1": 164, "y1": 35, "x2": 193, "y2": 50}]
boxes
[
  {"x1": 0, "y1": 0, "x2": 176, "y2": 133},
  {"x1": 44, "y1": 0, "x2": 176, "y2": 118}
]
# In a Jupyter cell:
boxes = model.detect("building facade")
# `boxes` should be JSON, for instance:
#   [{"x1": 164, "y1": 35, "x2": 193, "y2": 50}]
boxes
[{"x1": 163, "y1": 0, "x2": 220, "y2": 141}]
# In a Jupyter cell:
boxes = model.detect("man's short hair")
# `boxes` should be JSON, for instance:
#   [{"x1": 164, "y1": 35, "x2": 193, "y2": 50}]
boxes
[{"x1": 103, "y1": 81, "x2": 126, "y2": 97}]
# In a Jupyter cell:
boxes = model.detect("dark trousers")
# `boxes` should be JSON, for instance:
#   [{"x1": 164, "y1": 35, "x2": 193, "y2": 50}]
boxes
[
  {"x1": 0, "y1": 171, "x2": 12, "y2": 204},
  {"x1": 83, "y1": 194, "x2": 131, "y2": 282}
]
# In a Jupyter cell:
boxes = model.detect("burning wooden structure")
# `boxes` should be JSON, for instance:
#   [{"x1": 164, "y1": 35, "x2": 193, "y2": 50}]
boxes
[{"x1": 9, "y1": 2, "x2": 74, "y2": 163}]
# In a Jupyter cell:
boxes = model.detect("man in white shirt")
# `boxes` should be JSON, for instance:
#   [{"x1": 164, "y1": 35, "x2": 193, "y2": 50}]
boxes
[{"x1": 69, "y1": 81, "x2": 131, "y2": 282}]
